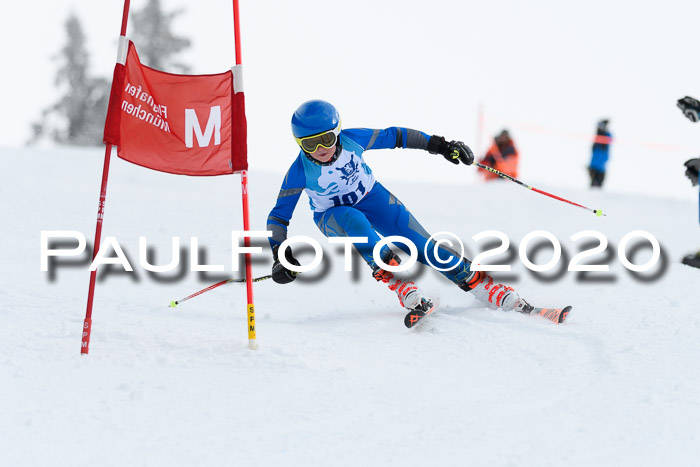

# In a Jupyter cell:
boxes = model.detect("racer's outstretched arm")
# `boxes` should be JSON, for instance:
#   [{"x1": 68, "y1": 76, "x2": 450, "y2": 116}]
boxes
[
  {"x1": 267, "y1": 159, "x2": 306, "y2": 251},
  {"x1": 344, "y1": 127, "x2": 473, "y2": 165}
]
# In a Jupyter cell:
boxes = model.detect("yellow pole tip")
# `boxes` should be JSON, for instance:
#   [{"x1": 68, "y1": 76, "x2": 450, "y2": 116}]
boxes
[{"x1": 169, "y1": 300, "x2": 178, "y2": 308}]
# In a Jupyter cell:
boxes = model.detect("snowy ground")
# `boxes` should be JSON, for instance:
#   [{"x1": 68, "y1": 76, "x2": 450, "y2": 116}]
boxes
[{"x1": 1, "y1": 146, "x2": 699, "y2": 466}]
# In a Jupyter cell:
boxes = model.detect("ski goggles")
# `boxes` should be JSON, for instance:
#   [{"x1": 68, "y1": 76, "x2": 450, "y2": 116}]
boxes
[{"x1": 294, "y1": 126, "x2": 341, "y2": 153}]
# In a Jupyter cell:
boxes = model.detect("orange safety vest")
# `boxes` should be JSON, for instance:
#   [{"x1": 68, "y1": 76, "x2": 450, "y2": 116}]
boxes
[{"x1": 479, "y1": 142, "x2": 519, "y2": 180}]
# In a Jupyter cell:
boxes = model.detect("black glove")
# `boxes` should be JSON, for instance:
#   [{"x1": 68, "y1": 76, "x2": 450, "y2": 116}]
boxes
[
  {"x1": 428, "y1": 135, "x2": 474, "y2": 165},
  {"x1": 685, "y1": 158, "x2": 700, "y2": 186},
  {"x1": 677, "y1": 96, "x2": 700, "y2": 123},
  {"x1": 271, "y1": 245, "x2": 300, "y2": 284}
]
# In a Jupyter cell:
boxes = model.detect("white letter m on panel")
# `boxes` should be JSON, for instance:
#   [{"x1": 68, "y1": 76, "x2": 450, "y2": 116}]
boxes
[{"x1": 185, "y1": 106, "x2": 221, "y2": 148}]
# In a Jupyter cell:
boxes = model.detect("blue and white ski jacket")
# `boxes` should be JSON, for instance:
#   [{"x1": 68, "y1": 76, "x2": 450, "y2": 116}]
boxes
[{"x1": 266, "y1": 127, "x2": 431, "y2": 249}]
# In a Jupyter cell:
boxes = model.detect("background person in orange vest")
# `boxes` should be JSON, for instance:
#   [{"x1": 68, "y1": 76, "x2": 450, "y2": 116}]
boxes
[{"x1": 478, "y1": 129, "x2": 519, "y2": 180}]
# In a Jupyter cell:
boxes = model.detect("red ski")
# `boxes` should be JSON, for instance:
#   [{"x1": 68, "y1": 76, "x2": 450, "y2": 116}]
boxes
[{"x1": 531, "y1": 306, "x2": 572, "y2": 324}]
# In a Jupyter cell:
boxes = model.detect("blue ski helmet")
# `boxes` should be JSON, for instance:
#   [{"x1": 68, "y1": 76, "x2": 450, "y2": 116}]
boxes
[{"x1": 291, "y1": 100, "x2": 340, "y2": 138}]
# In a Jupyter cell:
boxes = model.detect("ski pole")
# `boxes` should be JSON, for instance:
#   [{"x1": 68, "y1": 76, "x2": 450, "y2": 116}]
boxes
[
  {"x1": 169, "y1": 275, "x2": 272, "y2": 308},
  {"x1": 474, "y1": 162, "x2": 606, "y2": 217}
]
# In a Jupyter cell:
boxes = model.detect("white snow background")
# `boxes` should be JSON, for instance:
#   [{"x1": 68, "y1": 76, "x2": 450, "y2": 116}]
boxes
[
  {"x1": 3, "y1": 0, "x2": 700, "y2": 465},
  {"x1": 1, "y1": 142, "x2": 699, "y2": 466}
]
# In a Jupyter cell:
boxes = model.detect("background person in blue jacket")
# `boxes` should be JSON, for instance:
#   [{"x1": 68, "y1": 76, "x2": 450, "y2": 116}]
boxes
[
  {"x1": 266, "y1": 99, "x2": 536, "y2": 317},
  {"x1": 677, "y1": 96, "x2": 700, "y2": 268},
  {"x1": 588, "y1": 119, "x2": 612, "y2": 188}
]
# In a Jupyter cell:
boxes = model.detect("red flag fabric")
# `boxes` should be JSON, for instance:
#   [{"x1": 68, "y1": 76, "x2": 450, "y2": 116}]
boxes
[{"x1": 103, "y1": 40, "x2": 247, "y2": 175}]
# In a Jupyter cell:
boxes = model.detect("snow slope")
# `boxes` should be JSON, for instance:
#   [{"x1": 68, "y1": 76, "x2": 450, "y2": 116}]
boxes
[{"x1": 1, "y1": 146, "x2": 699, "y2": 467}]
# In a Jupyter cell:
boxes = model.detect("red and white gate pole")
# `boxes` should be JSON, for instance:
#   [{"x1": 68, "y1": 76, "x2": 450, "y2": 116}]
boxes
[
  {"x1": 233, "y1": 0, "x2": 257, "y2": 350},
  {"x1": 81, "y1": 0, "x2": 132, "y2": 355}
]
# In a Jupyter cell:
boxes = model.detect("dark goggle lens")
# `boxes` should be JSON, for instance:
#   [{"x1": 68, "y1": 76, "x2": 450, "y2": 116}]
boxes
[{"x1": 301, "y1": 131, "x2": 337, "y2": 153}]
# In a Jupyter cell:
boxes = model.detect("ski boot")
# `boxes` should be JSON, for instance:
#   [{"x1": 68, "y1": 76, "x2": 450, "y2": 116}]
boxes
[
  {"x1": 458, "y1": 271, "x2": 571, "y2": 324},
  {"x1": 373, "y1": 252, "x2": 430, "y2": 310},
  {"x1": 458, "y1": 270, "x2": 520, "y2": 310}
]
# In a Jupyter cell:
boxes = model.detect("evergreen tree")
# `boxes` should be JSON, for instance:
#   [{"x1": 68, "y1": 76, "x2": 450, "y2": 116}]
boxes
[
  {"x1": 30, "y1": 13, "x2": 110, "y2": 146},
  {"x1": 130, "y1": 0, "x2": 191, "y2": 73}
]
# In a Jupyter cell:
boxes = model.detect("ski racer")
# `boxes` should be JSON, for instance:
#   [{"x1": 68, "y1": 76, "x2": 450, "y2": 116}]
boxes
[{"x1": 265, "y1": 100, "x2": 568, "y2": 324}]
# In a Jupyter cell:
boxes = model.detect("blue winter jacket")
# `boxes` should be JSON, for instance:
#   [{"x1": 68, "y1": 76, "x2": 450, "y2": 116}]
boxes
[
  {"x1": 266, "y1": 127, "x2": 431, "y2": 249},
  {"x1": 590, "y1": 130, "x2": 612, "y2": 172}
]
